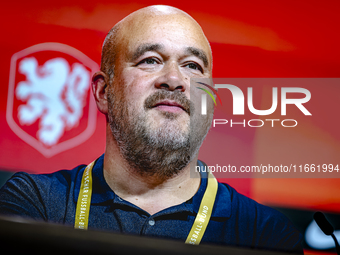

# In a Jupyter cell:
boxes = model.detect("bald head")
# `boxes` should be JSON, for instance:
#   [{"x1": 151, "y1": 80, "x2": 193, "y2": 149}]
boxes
[{"x1": 100, "y1": 5, "x2": 212, "y2": 83}]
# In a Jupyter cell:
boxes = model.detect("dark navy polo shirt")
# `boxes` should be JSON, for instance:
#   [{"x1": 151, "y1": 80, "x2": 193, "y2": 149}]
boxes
[{"x1": 0, "y1": 154, "x2": 302, "y2": 252}]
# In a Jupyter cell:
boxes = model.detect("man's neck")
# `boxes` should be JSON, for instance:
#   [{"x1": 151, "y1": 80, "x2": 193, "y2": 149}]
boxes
[{"x1": 103, "y1": 144, "x2": 201, "y2": 215}]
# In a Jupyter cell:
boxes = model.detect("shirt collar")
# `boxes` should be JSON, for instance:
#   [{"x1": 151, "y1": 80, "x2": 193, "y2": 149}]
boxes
[{"x1": 74, "y1": 156, "x2": 231, "y2": 218}]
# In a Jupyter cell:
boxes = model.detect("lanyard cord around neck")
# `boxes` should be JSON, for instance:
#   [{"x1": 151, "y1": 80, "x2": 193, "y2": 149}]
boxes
[{"x1": 74, "y1": 160, "x2": 218, "y2": 245}]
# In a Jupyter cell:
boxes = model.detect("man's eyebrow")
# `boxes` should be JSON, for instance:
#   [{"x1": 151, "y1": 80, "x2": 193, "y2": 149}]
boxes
[
  {"x1": 185, "y1": 47, "x2": 209, "y2": 68},
  {"x1": 131, "y1": 43, "x2": 164, "y2": 61}
]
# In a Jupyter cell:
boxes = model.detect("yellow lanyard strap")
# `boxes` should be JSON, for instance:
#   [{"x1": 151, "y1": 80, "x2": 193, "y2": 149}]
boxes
[
  {"x1": 185, "y1": 171, "x2": 218, "y2": 245},
  {"x1": 74, "y1": 160, "x2": 94, "y2": 230},
  {"x1": 75, "y1": 160, "x2": 218, "y2": 246}
]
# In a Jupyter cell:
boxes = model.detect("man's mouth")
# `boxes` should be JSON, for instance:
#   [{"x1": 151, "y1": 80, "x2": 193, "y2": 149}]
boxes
[
  {"x1": 144, "y1": 90, "x2": 192, "y2": 115},
  {"x1": 153, "y1": 100, "x2": 187, "y2": 114}
]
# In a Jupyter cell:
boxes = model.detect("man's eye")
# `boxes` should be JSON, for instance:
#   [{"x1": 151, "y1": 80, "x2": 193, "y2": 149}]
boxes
[
  {"x1": 140, "y1": 58, "x2": 158, "y2": 65},
  {"x1": 186, "y1": 63, "x2": 203, "y2": 72}
]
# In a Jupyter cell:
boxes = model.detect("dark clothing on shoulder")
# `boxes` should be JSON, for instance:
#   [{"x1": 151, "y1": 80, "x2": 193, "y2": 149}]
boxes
[{"x1": 0, "y1": 154, "x2": 302, "y2": 252}]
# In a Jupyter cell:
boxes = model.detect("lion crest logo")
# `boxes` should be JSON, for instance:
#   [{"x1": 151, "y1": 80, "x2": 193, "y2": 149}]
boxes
[{"x1": 7, "y1": 43, "x2": 99, "y2": 157}]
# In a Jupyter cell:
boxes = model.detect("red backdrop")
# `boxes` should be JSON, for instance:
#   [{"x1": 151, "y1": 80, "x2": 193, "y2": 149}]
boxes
[{"x1": 0, "y1": 2, "x2": 339, "y2": 251}]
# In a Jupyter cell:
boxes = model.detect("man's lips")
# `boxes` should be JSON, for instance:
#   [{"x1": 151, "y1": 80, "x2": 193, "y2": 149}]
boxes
[
  {"x1": 144, "y1": 90, "x2": 192, "y2": 115},
  {"x1": 153, "y1": 100, "x2": 187, "y2": 113}
]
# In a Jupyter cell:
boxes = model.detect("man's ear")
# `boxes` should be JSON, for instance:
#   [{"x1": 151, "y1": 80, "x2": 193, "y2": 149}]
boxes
[{"x1": 92, "y1": 71, "x2": 109, "y2": 114}]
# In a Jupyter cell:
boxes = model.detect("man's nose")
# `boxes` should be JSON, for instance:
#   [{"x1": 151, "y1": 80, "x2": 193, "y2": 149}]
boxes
[{"x1": 154, "y1": 62, "x2": 187, "y2": 92}]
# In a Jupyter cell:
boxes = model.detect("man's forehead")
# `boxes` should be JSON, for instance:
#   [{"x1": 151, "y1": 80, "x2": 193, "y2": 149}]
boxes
[
  {"x1": 100, "y1": 5, "x2": 213, "y2": 74},
  {"x1": 117, "y1": 11, "x2": 212, "y2": 61}
]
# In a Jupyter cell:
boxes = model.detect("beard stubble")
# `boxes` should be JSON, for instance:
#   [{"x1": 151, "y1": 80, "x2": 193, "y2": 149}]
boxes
[{"x1": 107, "y1": 84, "x2": 212, "y2": 179}]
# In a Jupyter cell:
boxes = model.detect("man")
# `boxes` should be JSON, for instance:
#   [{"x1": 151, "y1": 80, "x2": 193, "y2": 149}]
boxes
[{"x1": 0, "y1": 5, "x2": 302, "y2": 252}]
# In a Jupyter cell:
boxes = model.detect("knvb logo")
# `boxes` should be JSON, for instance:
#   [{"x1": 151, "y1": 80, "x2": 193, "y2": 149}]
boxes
[{"x1": 6, "y1": 43, "x2": 99, "y2": 157}]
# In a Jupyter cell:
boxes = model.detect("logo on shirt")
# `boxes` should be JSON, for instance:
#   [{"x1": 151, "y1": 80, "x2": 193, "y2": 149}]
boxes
[{"x1": 6, "y1": 43, "x2": 99, "y2": 157}]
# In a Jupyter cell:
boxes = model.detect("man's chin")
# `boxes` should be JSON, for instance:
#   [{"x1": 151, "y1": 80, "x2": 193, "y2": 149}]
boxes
[
  {"x1": 147, "y1": 110, "x2": 189, "y2": 129},
  {"x1": 147, "y1": 121, "x2": 189, "y2": 141}
]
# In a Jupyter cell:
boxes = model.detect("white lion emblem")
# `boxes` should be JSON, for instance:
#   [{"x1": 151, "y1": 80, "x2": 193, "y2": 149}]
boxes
[{"x1": 16, "y1": 57, "x2": 90, "y2": 146}]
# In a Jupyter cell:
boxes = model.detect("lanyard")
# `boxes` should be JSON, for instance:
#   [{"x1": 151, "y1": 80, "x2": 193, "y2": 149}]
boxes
[{"x1": 74, "y1": 160, "x2": 218, "y2": 245}]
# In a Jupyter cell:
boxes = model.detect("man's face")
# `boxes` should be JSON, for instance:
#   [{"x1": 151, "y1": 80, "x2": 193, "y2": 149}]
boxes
[{"x1": 107, "y1": 11, "x2": 214, "y2": 178}]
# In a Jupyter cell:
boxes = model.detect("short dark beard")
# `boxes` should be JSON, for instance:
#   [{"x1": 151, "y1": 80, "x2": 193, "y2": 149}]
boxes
[{"x1": 107, "y1": 87, "x2": 211, "y2": 180}]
